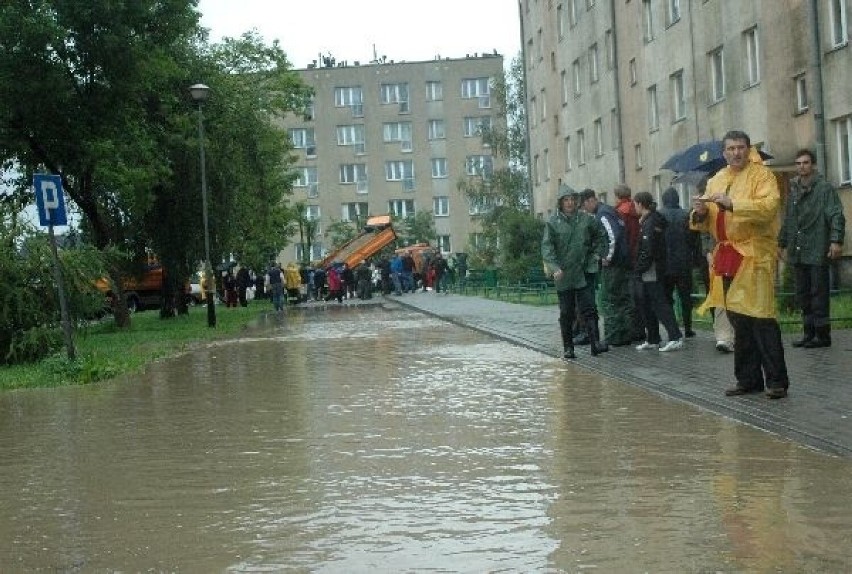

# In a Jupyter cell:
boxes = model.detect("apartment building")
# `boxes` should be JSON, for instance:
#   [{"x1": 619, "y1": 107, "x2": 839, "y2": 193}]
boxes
[
  {"x1": 522, "y1": 0, "x2": 852, "y2": 275},
  {"x1": 278, "y1": 54, "x2": 505, "y2": 264}
]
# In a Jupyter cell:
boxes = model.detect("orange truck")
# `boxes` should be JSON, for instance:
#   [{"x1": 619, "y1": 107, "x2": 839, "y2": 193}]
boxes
[
  {"x1": 95, "y1": 262, "x2": 185, "y2": 313},
  {"x1": 318, "y1": 215, "x2": 397, "y2": 269}
]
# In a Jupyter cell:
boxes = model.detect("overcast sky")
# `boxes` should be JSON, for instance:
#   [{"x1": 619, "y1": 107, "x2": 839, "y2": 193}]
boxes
[{"x1": 197, "y1": 0, "x2": 522, "y2": 69}]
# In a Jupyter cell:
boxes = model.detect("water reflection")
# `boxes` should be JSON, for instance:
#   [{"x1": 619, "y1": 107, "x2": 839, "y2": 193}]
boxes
[{"x1": 0, "y1": 306, "x2": 850, "y2": 572}]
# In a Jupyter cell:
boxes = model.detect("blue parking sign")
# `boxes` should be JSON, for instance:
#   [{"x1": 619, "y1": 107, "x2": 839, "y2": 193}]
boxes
[{"x1": 33, "y1": 174, "x2": 67, "y2": 226}]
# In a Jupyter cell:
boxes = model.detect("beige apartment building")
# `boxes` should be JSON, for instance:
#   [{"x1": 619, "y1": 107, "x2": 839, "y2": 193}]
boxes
[
  {"x1": 277, "y1": 54, "x2": 505, "y2": 264},
  {"x1": 521, "y1": 0, "x2": 852, "y2": 273}
]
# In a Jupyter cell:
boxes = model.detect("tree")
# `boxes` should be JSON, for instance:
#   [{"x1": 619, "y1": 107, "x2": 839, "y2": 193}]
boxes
[
  {"x1": 457, "y1": 56, "x2": 541, "y2": 281},
  {"x1": 325, "y1": 218, "x2": 359, "y2": 253},
  {"x1": 395, "y1": 211, "x2": 436, "y2": 247}
]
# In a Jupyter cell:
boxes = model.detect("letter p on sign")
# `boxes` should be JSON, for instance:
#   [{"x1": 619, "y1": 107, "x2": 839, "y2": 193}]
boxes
[{"x1": 33, "y1": 174, "x2": 67, "y2": 226}]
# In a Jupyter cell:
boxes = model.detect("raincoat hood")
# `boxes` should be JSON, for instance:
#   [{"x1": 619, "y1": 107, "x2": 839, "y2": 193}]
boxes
[
  {"x1": 661, "y1": 187, "x2": 680, "y2": 208},
  {"x1": 556, "y1": 184, "x2": 577, "y2": 210}
]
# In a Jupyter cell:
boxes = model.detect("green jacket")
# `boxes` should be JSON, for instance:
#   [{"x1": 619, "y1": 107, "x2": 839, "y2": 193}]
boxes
[
  {"x1": 778, "y1": 174, "x2": 845, "y2": 265},
  {"x1": 541, "y1": 196, "x2": 608, "y2": 291}
]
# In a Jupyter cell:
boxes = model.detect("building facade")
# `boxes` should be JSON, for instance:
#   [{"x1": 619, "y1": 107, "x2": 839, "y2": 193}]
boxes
[
  {"x1": 521, "y1": 0, "x2": 851, "y2": 273},
  {"x1": 278, "y1": 54, "x2": 505, "y2": 264}
]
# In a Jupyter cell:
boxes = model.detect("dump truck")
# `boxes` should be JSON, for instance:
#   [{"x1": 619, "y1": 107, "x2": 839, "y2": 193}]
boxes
[{"x1": 318, "y1": 215, "x2": 397, "y2": 269}]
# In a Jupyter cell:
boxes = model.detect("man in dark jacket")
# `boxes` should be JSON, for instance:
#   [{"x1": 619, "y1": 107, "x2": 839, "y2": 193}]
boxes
[
  {"x1": 542, "y1": 184, "x2": 610, "y2": 360},
  {"x1": 778, "y1": 149, "x2": 846, "y2": 348},
  {"x1": 659, "y1": 187, "x2": 699, "y2": 337},
  {"x1": 580, "y1": 189, "x2": 634, "y2": 346}
]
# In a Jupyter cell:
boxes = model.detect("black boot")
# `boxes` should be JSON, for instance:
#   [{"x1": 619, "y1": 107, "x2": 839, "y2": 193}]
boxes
[
  {"x1": 803, "y1": 325, "x2": 831, "y2": 348},
  {"x1": 792, "y1": 324, "x2": 815, "y2": 347},
  {"x1": 559, "y1": 316, "x2": 576, "y2": 360},
  {"x1": 588, "y1": 319, "x2": 609, "y2": 356}
]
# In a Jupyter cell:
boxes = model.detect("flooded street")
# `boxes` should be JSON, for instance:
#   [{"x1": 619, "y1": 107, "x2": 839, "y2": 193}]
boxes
[{"x1": 1, "y1": 305, "x2": 851, "y2": 572}]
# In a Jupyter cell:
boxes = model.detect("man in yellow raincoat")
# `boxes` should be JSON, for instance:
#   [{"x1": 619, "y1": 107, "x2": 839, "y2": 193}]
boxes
[{"x1": 690, "y1": 130, "x2": 790, "y2": 399}]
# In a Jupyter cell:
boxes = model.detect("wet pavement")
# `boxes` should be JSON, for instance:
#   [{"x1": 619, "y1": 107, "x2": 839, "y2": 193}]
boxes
[
  {"x1": 394, "y1": 291, "x2": 852, "y2": 458},
  {"x1": 1, "y1": 299, "x2": 851, "y2": 571}
]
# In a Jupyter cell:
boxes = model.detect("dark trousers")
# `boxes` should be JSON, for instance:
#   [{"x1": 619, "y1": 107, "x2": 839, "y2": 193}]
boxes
[
  {"x1": 795, "y1": 263, "x2": 831, "y2": 329},
  {"x1": 728, "y1": 310, "x2": 789, "y2": 391},
  {"x1": 664, "y1": 272, "x2": 694, "y2": 331},
  {"x1": 557, "y1": 286, "x2": 596, "y2": 348},
  {"x1": 628, "y1": 273, "x2": 646, "y2": 339},
  {"x1": 639, "y1": 280, "x2": 682, "y2": 344}
]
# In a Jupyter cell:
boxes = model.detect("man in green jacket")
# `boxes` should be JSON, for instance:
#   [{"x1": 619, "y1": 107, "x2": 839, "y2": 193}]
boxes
[
  {"x1": 778, "y1": 149, "x2": 845, "y2": 348},
  {"x1": 542, "y1": 184, "x2": 610, "y2": 359}
]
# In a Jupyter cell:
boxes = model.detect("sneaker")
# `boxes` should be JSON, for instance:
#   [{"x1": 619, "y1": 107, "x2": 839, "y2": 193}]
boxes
[
  {"x1": 659, "y1": 339, "x2": 684, "y2": 352},
  {"x1": 715, "y1": 341, "x2": 734, "y2": 353},
  {"x1": 635, "y1": 341, "x2": 658, "y2": 351}
]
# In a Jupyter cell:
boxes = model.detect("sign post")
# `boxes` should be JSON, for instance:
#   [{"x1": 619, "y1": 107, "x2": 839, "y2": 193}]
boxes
[{"x1": 33, "y1": 174, "x2": 75, "y2": 361}]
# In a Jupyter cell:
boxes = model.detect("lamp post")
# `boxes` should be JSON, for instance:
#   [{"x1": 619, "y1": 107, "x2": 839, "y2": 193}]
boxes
[{"x1": 189, "y1": 83, "x2": 216, "y2": 327}]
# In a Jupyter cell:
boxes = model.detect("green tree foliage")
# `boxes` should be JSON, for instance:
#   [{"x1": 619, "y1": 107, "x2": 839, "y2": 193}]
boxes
[
  {"x1": 457, "y1": 56, "x2": 541, "y2": 281},
  {"x1": 0, "y1": 3, "x2": 311, "y2": 326},
  {"x1": 395, "y1": 212, "x2": 436, "y2": 247},
  {"x1": 325, "y1": 218, "x2": 359, "y2": 254}
]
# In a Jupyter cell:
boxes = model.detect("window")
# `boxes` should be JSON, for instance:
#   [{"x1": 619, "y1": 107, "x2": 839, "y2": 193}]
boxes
[
  {"x1": 557, "y1": 4, "x2": 565, "y2": 39},
  {"x1": 469, "y1": 197, "x2": 496, "y2": 216},
  {"x1": 294, "y1": 167, "x2": 316, "y2": 188},
  {"x1": 643, "y1": 0, "x2": 654, "y2": 41},
  {"x1": 635, "y1": 143, "x2": 643, "y2": 170},
  {"x1": 383, "y1": 122, "x2": 413, "y2": 151},
  {"x1": 464, "y1": 116, "x2": 492, "y2": 137},
  {"x1": 465, "y1": 155, "x2": 494, "y2": 177},
  {"x1": 671, "y1": 70, "x2": 686, "y2": 120},
  {"x1": 437, "y1": 235, "x2": 451, "y2": 254},
  {"x1": 564, "y1": 135, "x2": 573, "y2": 171},
  {"x1": 743, "y1": 27, "x2": 760, "y2": 86},
  {"x1": 569, "y1": 0, "x2": 578, "y2": 26},
  {"x1": 428, "y1": 119, "x2": 446, "y2": 140},
  {"x1": 709, "y1": 46, "x2": 725, "y2": 102},
  {"x1": 605, "y1": 30, "x2": 614, "y2": 69},
  {"x1": 610, "y1": 108, "x2": 619, "y2": 150},
  {"x1": 296, "y1": 243, "x2": 323, "y2": 263},
  {"x1": 528, "y1": 39, "x2": 535, "y2": 67},
  {"x1": 339, "y1": 163, "x2": 367, "y2": 187},
  {"x1": 572, "y1": 59, "x2": 582, "y2": 96},
  {"x1": 289, "y1": 128, "x2": 315, "y2": 150},
  {"x1": 336, "y1": 124, "x2": 365, "y2": 148},
  {"x1": 561, "y1": 70, "x2": 569, "y2": 104},
  {"x1": 652, "y1": 175, "x2": 662, "y2": 198},
  {"x1": 589, "y1": 43, "x2": 600, "y2": 83},
  {"x1": 666, "y1": 0, "x2": 681, "y2": 26},
  {"x1": 385, "y1": 160, "x2": 414, "y2": 184},
  {"x1": 594, "y1": 118, "x2": 604, "y2": 156},
  {"x1": 836, "y1": 115, "x2": 851, "y2": 184},
  {"x1": 540, "y1": 88, "x2": 547, "y2": 122},
  {"x1": 537, "y1": 28, "x2": 544, "y2": 61},
  {"x1": 433, "y1": 196, "x2": 450, "y2": 216},
  {"x1": 795, "y1": 74, "x2": 809, "y2": 113},
  {"x1": 426, "y1": 81, "x2": 443, "y2": 101},
  {"x1": 388, "y1": 199, "x2": 415, "y2": 218},
  {"x1": 334, "y1": 86, "x2": 363, "y2": 107},
  {"x1": 829, "y1": 0, "x2": 848, "y2": 47},
  {"x1": 533, "y1": 154, "x2": 541, "y2": 185},
  {"x1": 629, "y1": 58, "x2": 637, "y2": 86},
  {"x1": 380, "y1": 82, "x2": 410, "y2": 112},
  {"x1": 544, "y1": 148, "x2": 551, "y2": 180},
  {"x1": 647, "y1": 84, "x2": 659, "y2": 131},
  {"x1": 577, "y1": 129, "x2": 586, "y2": 165},
  {"x1": 461, "y1": 77, "x2": 491, "y2": 99},
  {"x1": 432, "y1": 158, "x2": 448, "y2": 178},
  {"x1": 305, "y1": 205, "x2": 321, "y2": 221},
  {"x1": 341, "y1": 202, "x2": 369, "y2": 222},
  {"x1": 529, "y1": 96, "x2": 537, "y2": 127}
]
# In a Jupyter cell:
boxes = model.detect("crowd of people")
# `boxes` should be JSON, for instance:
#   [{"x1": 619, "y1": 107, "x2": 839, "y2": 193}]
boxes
[{"x1": 543, "y1": 129, "x2": 845, "y2": 401}]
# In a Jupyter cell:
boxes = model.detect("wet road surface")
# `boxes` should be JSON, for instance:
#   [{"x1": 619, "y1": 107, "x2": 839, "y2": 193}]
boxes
[{"x1": 1, "y1": 304, "x2": 851, "y2": 571}]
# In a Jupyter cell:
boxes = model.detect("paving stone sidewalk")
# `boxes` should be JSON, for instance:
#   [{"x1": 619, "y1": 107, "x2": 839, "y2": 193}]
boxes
[{"x1": 390, "y1": 291, "x2": 852, "y2": 458}]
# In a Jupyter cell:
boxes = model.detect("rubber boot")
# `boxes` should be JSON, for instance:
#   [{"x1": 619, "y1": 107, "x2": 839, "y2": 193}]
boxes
[
  {"x1": 803, "y1": 325, "x2": 831, "y2": 348},
  {"x1": 559, "y1": 316, "x2": 576, "y2": 359},
  {"x1": 588, "y1": 319, "x2": 609, "y2": 356},
  {"x1": 792, "y1": 324, "x2": 815, "y2": 348}
]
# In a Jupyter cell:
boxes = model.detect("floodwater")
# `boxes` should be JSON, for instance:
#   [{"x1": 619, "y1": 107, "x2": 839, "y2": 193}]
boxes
[{"x1": 1, "y1": 305, "x2": 851, "y2": 572}]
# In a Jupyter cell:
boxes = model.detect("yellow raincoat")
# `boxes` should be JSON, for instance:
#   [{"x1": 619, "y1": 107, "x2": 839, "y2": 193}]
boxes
[
  {"x1": 690, "y1": 152, "x2": 780, "y2": 319},
  {"x1": 284, "y1": 263, "x2": 302, "y2": 291}
]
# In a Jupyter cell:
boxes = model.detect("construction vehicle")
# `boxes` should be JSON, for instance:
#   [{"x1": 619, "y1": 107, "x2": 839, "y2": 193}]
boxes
[{"x1": 318, "y1": 215, "x2": 397, "y2": 269}]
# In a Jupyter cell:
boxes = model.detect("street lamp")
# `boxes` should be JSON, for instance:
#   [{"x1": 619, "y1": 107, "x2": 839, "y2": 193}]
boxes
[{"x1": 189, "y1": 83, "x2": 216, "y2": 328}]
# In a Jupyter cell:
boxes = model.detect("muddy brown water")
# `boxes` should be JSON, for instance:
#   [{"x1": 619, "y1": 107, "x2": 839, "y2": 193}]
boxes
[{"x1": 1, "y1": 306, "x2": 851, "y2": 572}]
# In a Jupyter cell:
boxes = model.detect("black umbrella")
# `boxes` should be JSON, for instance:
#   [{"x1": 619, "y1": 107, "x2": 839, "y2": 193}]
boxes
[{"x1": 662, "y1": 140, "x2": 772, "y2": 174}]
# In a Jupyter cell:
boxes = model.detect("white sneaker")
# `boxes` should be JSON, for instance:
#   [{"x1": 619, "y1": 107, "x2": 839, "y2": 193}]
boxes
[
  {"x1": 715, "y1": 341, "x2": 734, "y2": 353},
  {"x1": 635, "y1": 341, "x2": 658, "y2": 351},
  {"x1": 659, "y1": 339, "x2": 684, "y2": 352}
]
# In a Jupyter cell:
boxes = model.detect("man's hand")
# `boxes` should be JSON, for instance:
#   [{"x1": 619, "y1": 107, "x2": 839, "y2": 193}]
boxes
[
  {"x1": 692, "y1": 196, "x2": 709, "y2": 216},
  {"x1": 828, "y1": 242, "x2": 842, "y2": 260}
]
